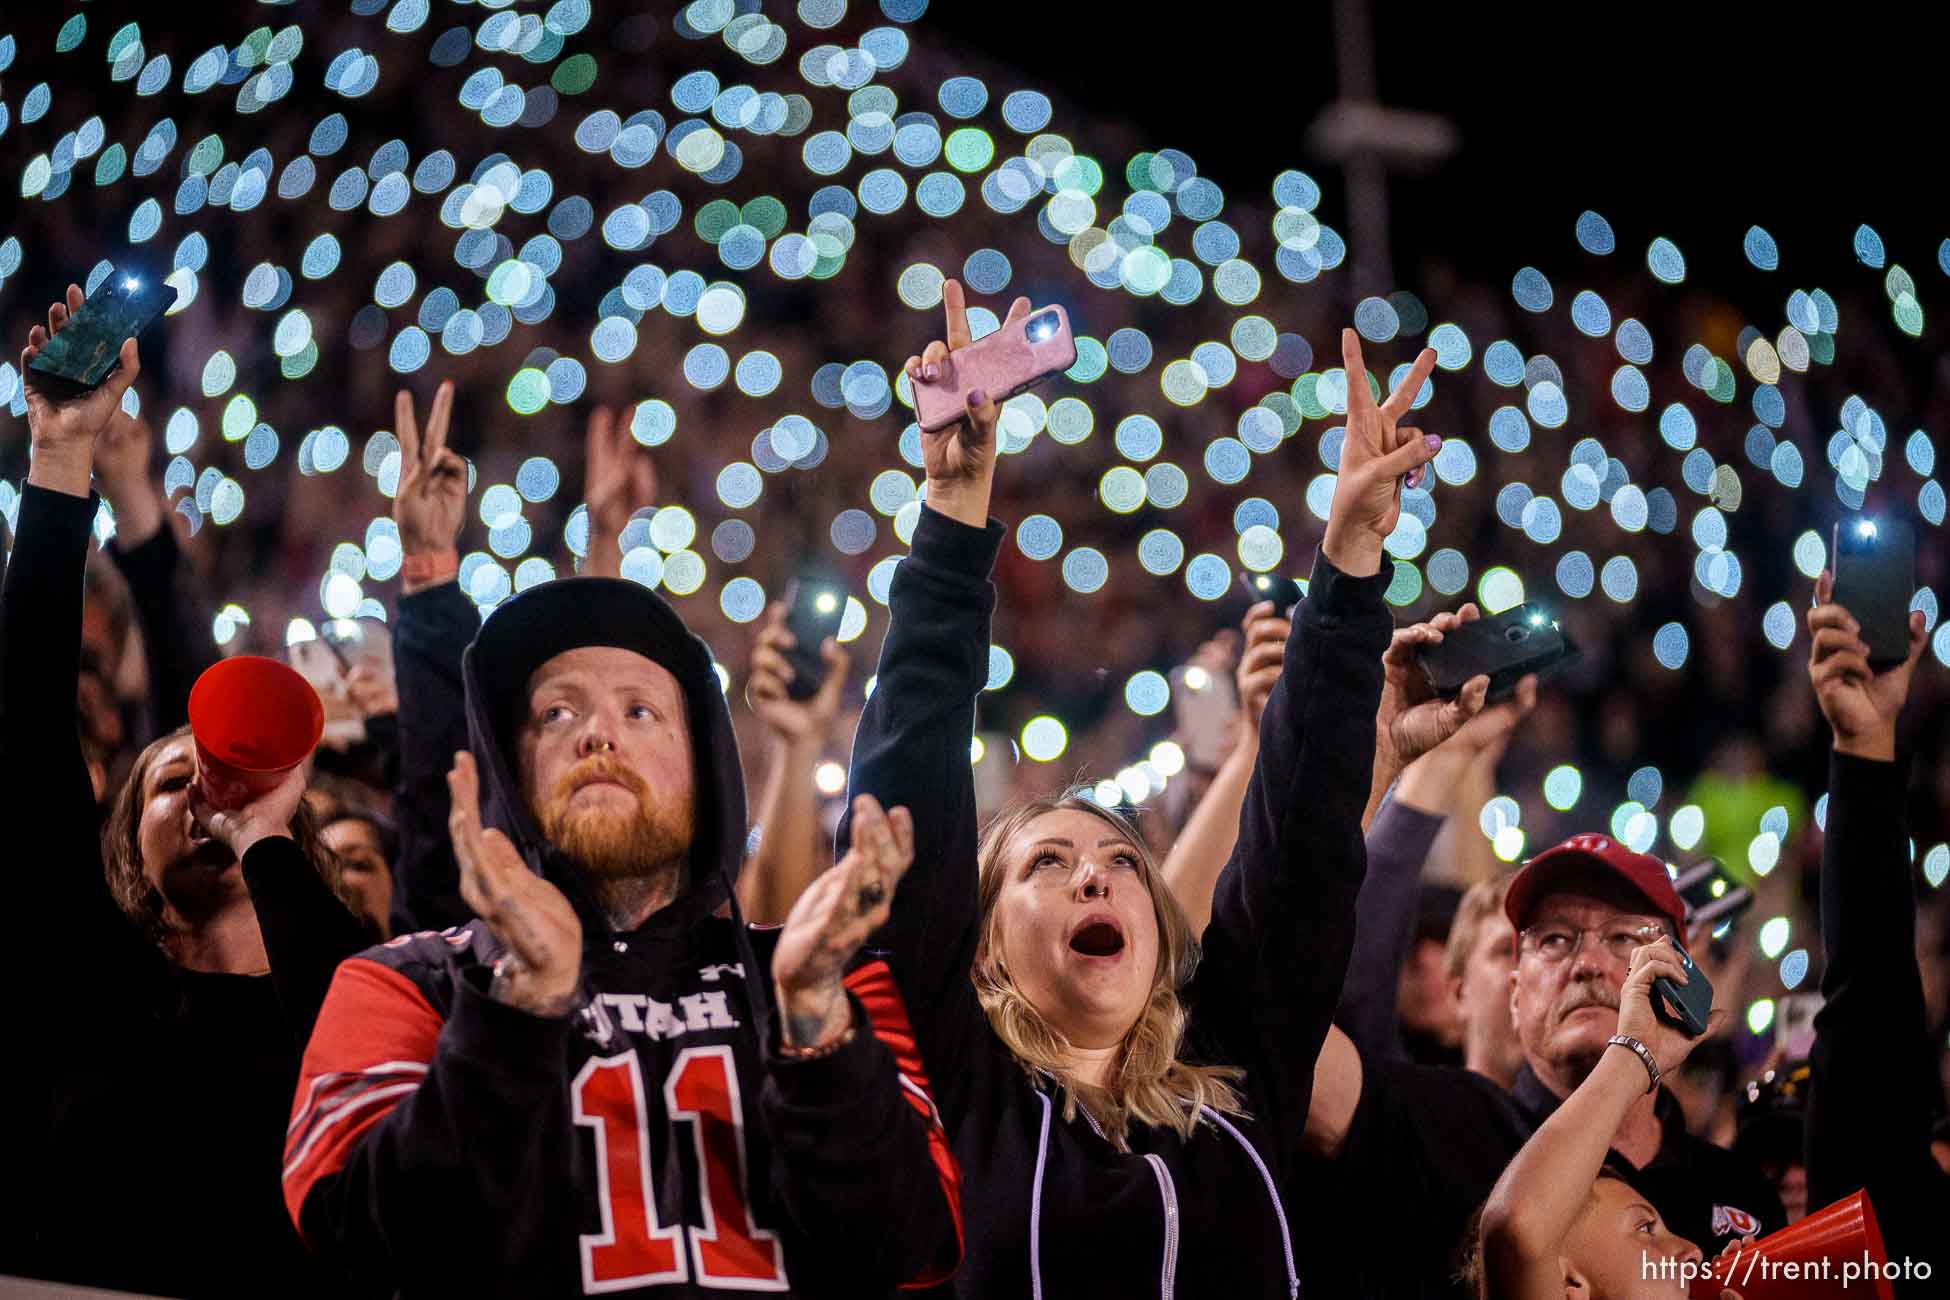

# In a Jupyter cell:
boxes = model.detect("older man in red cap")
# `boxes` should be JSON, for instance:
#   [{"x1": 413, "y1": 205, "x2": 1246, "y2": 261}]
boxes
[{"x1": 1297, "y1": 830, "x2": 1782, "y2": 1299}]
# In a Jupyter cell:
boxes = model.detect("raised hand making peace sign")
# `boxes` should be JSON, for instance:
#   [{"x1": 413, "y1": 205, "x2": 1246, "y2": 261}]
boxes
[
  {"x1": 903, "y1": 278, "x2": 1032, "y2": 529},
  {"x1": 392, "y1": 379, "x2": 468, "y2": 581},
  {"x1": 1324, "y1": 330, "x2": 1442, "y2": 577}
]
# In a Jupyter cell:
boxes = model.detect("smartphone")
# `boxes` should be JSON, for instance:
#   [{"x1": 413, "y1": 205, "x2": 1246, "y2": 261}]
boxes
[
  {"x1": 1239, "y1": 572, "x2": 1304, "y2": 615},
  {"x1": 1832, "y1": 517, "x2": 1915, "y2": 670},
  {"x1": 1169, "y1": 660, "x2": 1237, "y2": 771},
  {"x1": 1416, "y1": 603, "x2": 1578, "y2": 702},
  {"x1": 782, "y1": 578, "x2": 847, "y2": 701},
  {"x1": 1672, "y1": 858, "x2": 1755, "y2": 935},
  {"x1": 1652, "y1": 935, "x2": 1715, "y2": 1038},
  {"x1": 25, "y1": 269, "x2": 177, "y2": 395},
  {"x1": 913, "y1": 304, "x2": 1078, "y2": 433}
]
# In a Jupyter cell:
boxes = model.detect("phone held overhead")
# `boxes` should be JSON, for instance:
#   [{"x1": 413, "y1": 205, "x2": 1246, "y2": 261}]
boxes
[
  {"x1": 781, "y1": 577, "x2": 848, "y2": 701},
  {"x1": 1415, "y1": 603, "x2": 1580, "y2": 702},
  {"x1": 911, "y1": 303, "x2": 1077, "y2": 433},
  {"x1": 25, "y1": 267, "x2": 177, "y2": 397},
  {"x1": 1831, "y1": 514, "x2": 1915, "y2": 669}
]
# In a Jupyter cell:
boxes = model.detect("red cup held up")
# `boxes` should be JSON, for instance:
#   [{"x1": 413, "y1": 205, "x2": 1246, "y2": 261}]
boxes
[
  {"x1": 1686, "y1": 1189, "x2": 1895, "y2": 1300},
  {"x1": 187, "y1": 656, "x2": 324, "y2": 811}
]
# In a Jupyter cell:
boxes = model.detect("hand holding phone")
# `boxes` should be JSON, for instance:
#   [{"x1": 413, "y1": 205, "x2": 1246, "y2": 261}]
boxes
[
  {"x1": 26, "y1": 271, "x2": 173, "y2": 397},
  {"x1": 1415, "y1": 603, "x2": 1578, "y2": 702},
  {"x1": 781, "y1": 579, "x2": 848, "y2": 702},
  {"x1": 1651, "y1": 936, "x2": 1715, "y2": 1039},
  {"x1": 911, "y1": 297, "x2": 1076, "y2": 434},
  {"x1": 1830, "y1": 516, "x2": 1916, "y2": 670},
  {"x1": 1239, "y1": 572, "x2": 1304, "y2": 616},
  {"x1": 1618, "y1": 933, "x2": 1717, "y2": 1068},
  {"x1": 18, "y1": 282, "x2": 161, "y2": 492}
]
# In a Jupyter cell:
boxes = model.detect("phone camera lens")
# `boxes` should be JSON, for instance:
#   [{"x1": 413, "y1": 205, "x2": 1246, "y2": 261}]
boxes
[
  {"x1": 1504, "y1": 626, "x2": 1530, "y2": 644},
  {"x1": 1026, "y1": 311, "x2": 1057, "y2": 342}
]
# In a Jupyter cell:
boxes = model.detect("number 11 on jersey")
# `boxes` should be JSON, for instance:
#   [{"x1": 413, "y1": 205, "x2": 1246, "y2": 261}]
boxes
[{"x1": 572, "y1": 1046, "x2": 789, "y2": 1293}]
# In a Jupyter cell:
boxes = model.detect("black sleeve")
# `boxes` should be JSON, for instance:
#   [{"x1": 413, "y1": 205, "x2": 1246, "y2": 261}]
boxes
[
  {"x1": 1336, "y1": 797, "x2": 1447, "y2": 1063},
  {"x1": 241, "y1": 836, "x2": 375, "y2": 1051},
  {"x1": 1806, "y1": 749, "x2": 1950, "y2": 1275},
  {"x1": 107, "y1": 521, "x2": 214, "y2": 735},
  {"x1": 389, "y1": 580, "x2": 478, "y2": 935},
  {"x1": 1188, "y1": 548, "x2": 1393, "y2": 1176},
  {"x1": 760, "y1": 997, "x2": 961, "y2": 1292},
  {"x1": 837, "y1": 505, "x2": 1006, "y2": 1129},
  {"x1": 2, "y1": 485, "x2": 159, "y2": 1008},
  {"x1": 287, "y1": 959, "x2": 577, "y2": 1295}
]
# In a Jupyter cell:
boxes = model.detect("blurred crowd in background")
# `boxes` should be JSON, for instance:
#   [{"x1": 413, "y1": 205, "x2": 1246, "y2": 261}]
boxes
[{"x1": 3, "y1": 0, "x2": 1948, "y2": 1162}]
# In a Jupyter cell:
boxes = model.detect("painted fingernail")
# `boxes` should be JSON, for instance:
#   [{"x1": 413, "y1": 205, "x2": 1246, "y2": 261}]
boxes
[
  {"x1": 925, "y1": 364, "x2": 939, "y2": 381},
  {"x1": 1423, "y1": 433, "x2": 1442, "y2": 451},
  {"x1": 967, "y1": 388, "x2": 988, "y2": 407}
]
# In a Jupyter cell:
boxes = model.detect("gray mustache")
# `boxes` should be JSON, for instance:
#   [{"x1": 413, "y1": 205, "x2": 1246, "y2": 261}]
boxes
[{"x1": 1557, "y1": 985, "x2": 1619, "y2": 1019}]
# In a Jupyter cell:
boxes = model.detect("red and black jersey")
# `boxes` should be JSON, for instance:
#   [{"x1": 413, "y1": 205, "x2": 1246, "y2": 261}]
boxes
[
  {"x1": 286, "y1": 917, "x2": 959, "y2": 1298},
  {"x1": 291, "y1": 575, "x2": 961, "y2": 1298}
]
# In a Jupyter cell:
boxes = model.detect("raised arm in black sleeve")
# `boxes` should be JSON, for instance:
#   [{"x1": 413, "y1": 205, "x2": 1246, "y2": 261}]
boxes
[
  {"x1": 1189, "y1": 548, "x2": 1393, "y2": 1174},
  {"x1": 837, "y1": 505, "x2": 1006, "y2": 1129},
  {"x1": 108, "y1": 520, "x2": 214, "y2": 735},
  {"x1": 241, "y1": 836, "x2": 374, "y2": 1051},
  {"x1": 389, "y1": 579, "x2": 478, "y2": 934},
  {"x1": 2, "y1": 484, "x2": 158, "y2": 999},
  {"x1": 1806, "y1": 750, "x2": 1950, "y2": 1287}
]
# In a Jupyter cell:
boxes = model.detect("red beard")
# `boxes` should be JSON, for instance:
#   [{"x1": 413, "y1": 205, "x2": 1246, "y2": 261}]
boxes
[{"x1": 537, "y1": 755, "x2": 693, "y2": 880}]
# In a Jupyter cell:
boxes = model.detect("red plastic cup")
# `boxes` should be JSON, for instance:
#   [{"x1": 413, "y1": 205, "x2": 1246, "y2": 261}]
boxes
[
  {"x1": 187, "y1": 655, "x2": 324, "y2": 811},
  {"x1": 1686, "y1": 1189, "x2": 1893, "y2": 1300}
]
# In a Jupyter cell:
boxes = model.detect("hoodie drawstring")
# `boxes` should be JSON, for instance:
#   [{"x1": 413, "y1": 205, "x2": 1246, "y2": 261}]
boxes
[
  {"x1": 1201, "y1": 1105, "x2": 1299, "y2": 1299},
  {"x1": 1029, "y1": 1089, "x2": 1053, "y2": 1300}
]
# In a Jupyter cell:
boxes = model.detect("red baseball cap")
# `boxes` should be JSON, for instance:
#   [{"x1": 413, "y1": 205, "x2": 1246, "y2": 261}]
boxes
[{"x1": 1503, "y1": 832, "x2": 1687, "y2": 937}]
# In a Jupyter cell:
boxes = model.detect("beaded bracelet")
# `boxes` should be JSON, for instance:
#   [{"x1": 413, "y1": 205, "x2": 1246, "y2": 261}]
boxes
[{"x1": 776, "y1": 1023, "x2": 857, "y2": 1062}]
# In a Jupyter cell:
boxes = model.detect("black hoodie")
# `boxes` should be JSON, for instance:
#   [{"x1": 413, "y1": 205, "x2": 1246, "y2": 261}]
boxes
[
  {"x1": 841, "y1": 506, "x2": 1393, "y2": 1299},
  {"x1": 285, "y1": 577, "x2": 962, "y2": 1297}
]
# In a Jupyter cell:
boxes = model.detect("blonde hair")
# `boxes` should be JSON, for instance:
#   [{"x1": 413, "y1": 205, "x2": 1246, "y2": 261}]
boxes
[
  {"x1": 1443, "y1": 872, "x2": 1516, "y2": 981},
  {"x1": 973, "y1": 793, "x2": 1245, "y2": 1146}
]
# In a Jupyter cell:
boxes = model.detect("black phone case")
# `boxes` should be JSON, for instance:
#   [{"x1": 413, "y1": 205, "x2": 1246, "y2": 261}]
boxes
[
  {"x1": 1833, "y1": 518, "x2": 1915, "y2": 669},
  {"x1": 1672, "y1": 859, "x2": 1755, "y2": 932},
  {"x1": 1652, "y1": 941, "x2": 1714, "y2": 1038},
  {"x1": 25, "y1": 271, "x2": 176, "y2": 392},
  {"x1": 1416, "y1": 604, "x2": 1578, "y2": 701},
  {"x1": 1239, "y1": 572, "x2": 1303, "y2": 614},
  {"x1": 782, "y1": 580, "x2": 847, "y2": 701}
]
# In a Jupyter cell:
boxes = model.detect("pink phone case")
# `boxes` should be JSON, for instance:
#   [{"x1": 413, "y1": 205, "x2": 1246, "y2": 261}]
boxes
[{"x1": 913, "y1": 305, "x2": 1077, "y2": 432}]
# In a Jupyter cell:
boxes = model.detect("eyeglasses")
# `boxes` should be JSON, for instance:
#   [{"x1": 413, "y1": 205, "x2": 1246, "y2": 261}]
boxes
[{"x1": 1519, "y1": 919, "x2": 1667, "y2": 964}]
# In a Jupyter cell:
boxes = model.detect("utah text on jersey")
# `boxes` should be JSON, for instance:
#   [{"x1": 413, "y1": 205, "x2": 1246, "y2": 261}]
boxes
[{"x1": 281, "y1": 924, "x2": 960, "y2": 1295}]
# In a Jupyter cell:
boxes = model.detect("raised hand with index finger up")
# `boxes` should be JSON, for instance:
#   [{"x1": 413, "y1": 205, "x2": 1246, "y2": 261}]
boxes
[
  {"x1": 902, "y1": 279, "x2": 1032, "y2": 529},
  {"x1": 1324, "y1": 330, "x2": 1442, "y2": 576},
  {"x1": 393, "y1": 379, "x2": 468, "y2": 591}
]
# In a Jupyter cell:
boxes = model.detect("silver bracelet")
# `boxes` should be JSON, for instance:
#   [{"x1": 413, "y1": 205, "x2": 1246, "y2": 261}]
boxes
[{"x1": 1607, "y1": 1033, "x2": 1661, "y2": 1094}]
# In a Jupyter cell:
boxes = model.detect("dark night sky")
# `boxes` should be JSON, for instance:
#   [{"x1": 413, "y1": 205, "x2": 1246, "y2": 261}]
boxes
[{"x1": 927, "y1": 0, "x2": 1946, "y2": 283}]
